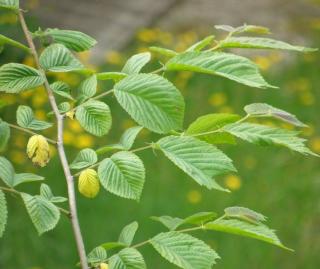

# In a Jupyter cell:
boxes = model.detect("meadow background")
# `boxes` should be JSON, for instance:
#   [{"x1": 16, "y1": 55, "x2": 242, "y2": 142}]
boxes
[{"x1": 0, "y1": 1, "x2": 320, "y2": 268}]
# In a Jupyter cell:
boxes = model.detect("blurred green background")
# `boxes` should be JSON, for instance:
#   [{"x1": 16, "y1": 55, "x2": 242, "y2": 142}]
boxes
[{"x1": 0, "y1": 0, "x2": 320, "y2": 269}]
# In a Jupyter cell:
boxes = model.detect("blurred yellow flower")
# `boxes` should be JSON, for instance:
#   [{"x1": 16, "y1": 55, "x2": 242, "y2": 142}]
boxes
[
  {"x1": 74, "y1": 134, "x2": 94, "y2": 148},
  {"x1": 105, "y1": 51, "x2": 124, "y2": 65},
  {"x1": 63, "y1": 130, "x2": 74, "y2": 145},
  {"x1": 187, "y1": 190, "x2": 202, "y2": 204},
  {"x1": 209, "y1": 92, "x2": 227, "y2": 107},
  {"x1": 310, "y1": 137, "x2": 320, "y2": 153},
  {"x1": 158, "y1": 31, "x2": 173, "y2": 46},
  {"x1": 22, "y1": 55, "x2": 36, "y2": 67},
  {"x1": 10, "y1": 150, "x2": 26, "y2": 165},
  {"x1": 224, "y1": 175, "x2": 242, "y2": 191},
  {"x1": 253, "y1": 56, "x2": 272, "y2": 71},
  {"x1": 136, "y1": 29, "x2": 158, "y2": 43},
  {"x1": 34, "y1": 110, "x2": 47, "y2": 120},
  {"x1": 68, "y1": 120, "x2": 83, "y2": 133}
]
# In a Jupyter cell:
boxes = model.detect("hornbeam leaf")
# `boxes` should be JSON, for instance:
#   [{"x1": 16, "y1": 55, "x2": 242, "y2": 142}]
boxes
[
  {"x1": 39, "y1": 44, "x2": 84, "y2": 72},
  {"x1": 97, "y1": 72, "x2": 127, "y2": 82},
  {"x1": 220, "y1": 37, "x2": 317, "y2": 52},
  {"x1": 122, "y1": 52, "x2": 151, "y2": 74},
  {"x1": 215, "y1": 24, "x2": 270, "y2": 35},
  {"x1": 17, "y1": 105, "x2": 52, "y2": 130},
  {"x1": 223, "y1": 122, "x2": 317, "y2": 156},
  {"x1": 98, "y1": 151, "x2": 145, "y2": 201},
  {"x1": 205, "y1": 219, "x2": 291, "y2": 250},
  {"x1": 77, "y1": 75, "x2": 97, "y2": 103},
  {"x1": 0, "y1": 156, "x2": 15, "y2": 187},
  {"x1": 186, "y1": 113, "x2": 240, "y2": 144},
  {"x1": 50, "y1": 81, "x2": 73, "y2": 100},
  {"x1": 224, "y1": 206, "x2": 267, "y2": 224},
  {"x1": 13, "y1": 173, "x2": 44, "y2": 187},
  {"x1": 118, "y1": 221, "x2": 139, "y2": 246},
  {"x1": 21, "y1": 193, "x2": 60, "y2": 235},
  {"x1": 149, "y1": 46, "x2": 178, "y2": 57},
  {"x1": 0, "y1": 119, "x2": 10, "y2": 151},
  {"x1": 166, "y1": 51, "x2": 276, "y2": 89},
  {"x1": 87, "y1": 246, "x2": 108, "y2": 265},
  {"x1": 109, "y1": 248, "x2": 146, "y2": 269},
  {"x1": 157, "y1": 136, "x2": 236, "y2": 191},
  {"x1": 186, "y1": 35, "x2": 215, "y2": 52},
  {"x1": 44, "y1": 28, "x2": 97, "y2": 52},
  {"x1": 114, "y1": 74, "x2": 185, "y2": 134},
  {"x1": 0, "y1": 63, "x2": 44, "y2": 93},
  {"x1": 70, "y1": 148, "x2": 98, "y2": 169},
  {"x1": 151, "y1": 231, "x2": 219, "y2": 269},
  {"x1": 0, "y1": 189, "x2": 7, "y2": 237},
  {"x1": 244, "y1": 103, "x2": 306, "y2": 127},
  {"x1": 75, "y1": 100, "x2": 112, "y2": 136},
  {"x1": 0, "y1": 0, "x2": 19, "y2": 10},
  {"x1": 0, "y1": 34, "x2": 30, "y2": 52}
]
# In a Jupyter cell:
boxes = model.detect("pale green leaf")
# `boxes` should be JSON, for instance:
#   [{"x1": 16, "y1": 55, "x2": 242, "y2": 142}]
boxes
[
  {"x1": 0, "y1": 189, "x2": 7, "y2": 237},
  {"x1": 0, "y1": 34, "x2": 30, "y2": 52},
  {"x1": 98, "y1": 151, "x2": 145, "y2": 201},
  {"x1": 40, "y1": 184, "x2": 67, "y2": 203},
  {"x1": 244, "y1": 103, "x2": 306, "y2": 127},
  {"x1": 44, "y1": 28, "x2": 97, "y2": 52},
  {"x1": 0, "y1": 0, "x2": 19, "y2": 10},
  {"x1": 220, "y1": 37, "x2": 317, "y2": 52},
  {"x1": 50, "y1": 81, "x2": 73, "y2": 100},
  {"x1": 157, "y1": 136, "x2": 236, "y2": 191},
  {"x1": 70, "y1": 148, "x2": 98, "y2": 169},
  {"x1": 17, "y1": 105, "x2": 52, "y2": 130},
  {"x1": 205, "y1": 219, "x2": 291, "y2": 250},
  {"x1": 0, "y1": 63, "x2": 44, "y2": 93},
  {"x1": 114, "y1": 74, "x2": 185, "y2": 134},
  {"x1": 13, "y1": 173, "x2": 44, "y2": 187},
  {"x1": 21, "y1": 193, "x2": 60, "y2": 235},
  {"x1": 75, "y1": 100, "x2": 112, "y2": 136},
  {"x1": 109, "y1": 248, "x2": 146, "y2": 269},
  {"x1": 39, "y1": 44, "x2": 84, "y2": 72},
  {"x1": 215, "y1": 24, "x2": 270, "y2": 35},
  {"x1": 224, "y1": 206, "x2": 267, "y2": 225},
  {"x1": 87, "y1": 246, "x2": 108, "y2": 265},
  {"x1": 57, "y1": 102, "x2": 71, "y2": 114},
  {"x1": 166, "y1": 51, "x2": 276, "y2": 89},
  {"x1": 77, "y1": 75, "x2": 97, "y2": 103},
  {"x1": 122, "y1": 52, "x2": 151, "y2": 74},
  {"x1": 0, "y1": 156, "x2": 15, "y2": 187},
  {"x1": 0, "y1": 119, "x2": 10, "y2": 151},
  {"x1": 101, "y1": 242, "x2": 127, "y2": 251},
  {"x1": 186, "y1": 113, "x2": 240, "y2": 144},
  {"x1": 151, "y1": 231, "x2": 219, "y2": 269},
  {"x1": 223, "y1": 122, "x2": 317, "y2": 156},
  {"x1": 186, "y1": 35, "x2": 215, "y2": 52},
  {"x1": 118, "y1": 221, "x2": 139, "y2": 246},
  {"x1": 97, "y1": 72, "x2": 127, "y2": 82},
  {"x1": 149, "y1": 46, "x2": 178, "y2": 57}
]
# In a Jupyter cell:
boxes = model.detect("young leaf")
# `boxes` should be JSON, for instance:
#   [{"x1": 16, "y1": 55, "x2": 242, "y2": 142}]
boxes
[
  {"x1": 77, "y1": 75, "x2": 97, "y2": 103},
  {"x1": 118, "y1": 221, "x2": 139, "y2": 246},
  {"x1": 27, "y1": 135, "x2": 50, "y2": 167},
  {"x1": 151, "y1": 215, "x2": 183, "y2": 231},
  {"x1": 98, "y1": 151, "x2": 145, "y2": 201},
  {"x1": 0, "y1": 189, "x2": 7, "y2": 237},
  {"x1": 205, "y1": 219, "x2": 291, "y2": 250},
  {"x1": 114, "y1": 74, "x2": 185, "y2": 134},
  {"x1": 44, "y1": 28, "x2": 97, "y2": 52},
  {"x1": 21, "y1": 193, "x2": 60, "y2": 235},
  {"x1": 224, "y1": 206, "x2": 267, "y2": 224},
  {"x1": 166, "y1": 51, "x2": 276, "y2": 89},
  {"x1": 13, "y1": 173, "x2": 44, "y2": 187},
  {"x1": 0, "y1": 156, "x2": 15, "y2": 187},
  {"x1": 149, "y1": 46, "x2": 178, "y2": 57},
  {"x1": 56, "y1": 102, "x2": 71, "y2": 114},
  {"x1": 40, "y1": 184, "x2": 67, "y2": 203},
  {"x1": 186, "y1": 35, "x2": 215, "y2": 52},
  {"x1": 0, "y1": 119, "x2": 10, "y2": 151},
  {"x1": 96, "y1": 72, "x2": 127, "y2": 82},
  {"x1": 215, "y1": 24, "x2": 270, "y2": 35},
  {"x1": 0, "y1": 0, "x2": 19, "y2": 10},
  {"x1": 78, "y1": 169, "x2": 100, "y2": 198},
  {"x1": 50, "y1": 81, "x2": 73, "y2": 100},
  {"x1": 0, "y1": 63, "x2": 44, "y2": 93},
  {"x1": 223, "y1": 122, "x2": 317, "y2": 156},
  {"x1": 244, "y1": 103, "x2": 306, "y2": 127},
  {"x1": 39, "y1": 44, "x2": 84, "y2": 72},
  {"x1": 0, "y1": 34, "x2": 30, "y2": 52},
  {"x1": 87, "y1": 246, "x2": 108, "y2": 265},
  {"x1": 75, "y1": 100, "x2": 112, "y2": 136},
  {"x1": 17, "y1": 105, "x2": 52, "y2": 130},
  {"x1": 70, "y1": 148, "x2": 98, "y2": 169},
  {"x1": 186, "y1": 113, "x2": 240, "y2": 144},
  {"x1": 109, "y1": 247, "x2": 146, "y2": 269},
  {"x1": 219, "y1": 37, "x2": 317, "y2": 52},
  {"x1": 101, "y1": 242, "x2": 127, "y2": 251},
  {"x1": 151, "y1": 231, "x2": 219, "y2": 269},
  {"x1": 121, "y1": 52, "x2": 151, "y2": 74},
  {"x1": 157, "y1": 136, "x2": 236, "y2": 191}
]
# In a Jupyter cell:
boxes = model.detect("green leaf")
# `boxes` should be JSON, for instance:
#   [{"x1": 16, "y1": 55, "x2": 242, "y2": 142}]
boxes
[
  {"x1": 17, "y1": 105, "x2": 52, "y2": 130},
  {"x1": 205, "y1": 219, "x2": 291, "y2": 250},
  {"x1": 244, "y1": 103, "x2": 306, "y2": 127},
  {"x1": 50, "y1": 81, "x2": 73, "y2": 100},
  {"x1": 223, "y1": 122, "x2": 317, "y2": 156},
  {"x1": 215, "y1": 24, "x2": 270, "y2": 35},
  {"x1": 186, "y1": 35, "x2": 215, "y2": 52},
  {"x1": 224, "y1": 206, "x2": 267, "y2": 225},
  {"x1": 101, "y1": 242, "x2": 127, "y2": 251},
  {"x1": 157, "y1": 136, "x2": 236, "y2": 191},
  {"x1": 0, "y1": 0, "x2": 19, "y2": 10},
  {"x1": 151, "y1": 231, "x2": 219, "y2": 269},
  {"x1": 0, "y1": 156, "x2": 14, "y2": 187},
  {"x1": 40, "y1": 184, "x2": 67, "y2": 203},
  {"x1": 21, "y1": 193, "x2": 60, "y2": 235},
  {"x1": 97, "y1": 72, "x2": 127, "y2": 82},
  {"x1": 0, "y1": 34, "x2": 30, "y2": 52},
  {"x1": 109, "y1": 248, "x2": 146, "y2": 269},
  {"x1": 87, "y1": 246, "x2": 108, "y2": 265},
  {"x1": 75, "y1": 100, "x2": 112, "y2": 136},
  {"x1": 44, "y1": 28, "x2": 97, "y2": 52},
  {"x1": 122, "y1": 52, "x2": 151, "y2": 74},
  {"x1": 149, "y1": 46, "x2": 178, "y2": 57},
  {"x1": 219, "y1": 37, "x2": 317, "y2": 52},
  {"x1": 0, "y1": 63, "x2": 44, "y2": 93},
  {"x1": 39, "y1": 44, "x2": 84, "y2": 72},
  {"x1": 57, "y1": 102, "x2": 71, "y2": 114},
  {"x1": 0, "y1": 189, "x2": 7, "y2": 237},
  {"x1": 186, "y1": 113, "x2": 240, "y2": 144},
  {"x1": 118, "y1": 221, "x2": 139, "y2": 246},
  {"x1": 13, "y1": 173, "x2": 44, "y2": 187},
  {"x1": 0, "y1": 119, "x2": 10, "y2": 151},
  {"x1": 114, "y1": 74, "x2": 185, "y2": 134},
  {"x1": 166, "y1": 51, "x2": 276, "y2": 89},
  {"x1": 70, "y1": 148, "x2": 98, "y2": 169},
  {"x1": 77, "y1": 75, "x2": 97, "y2": 103},
  {"x1": 98, "y1": 151, "x2": 145, "y2": 201}
]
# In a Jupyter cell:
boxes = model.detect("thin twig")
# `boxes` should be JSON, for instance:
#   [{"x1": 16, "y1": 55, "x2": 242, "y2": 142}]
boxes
[{"x1": 18, "y1": 9, "x2": 89, "y2": 269}]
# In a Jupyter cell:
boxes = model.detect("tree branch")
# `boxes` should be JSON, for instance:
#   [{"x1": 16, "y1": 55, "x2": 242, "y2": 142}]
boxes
[{"x1": 18, "y1": 10, "x2": 89, "y2": 269}]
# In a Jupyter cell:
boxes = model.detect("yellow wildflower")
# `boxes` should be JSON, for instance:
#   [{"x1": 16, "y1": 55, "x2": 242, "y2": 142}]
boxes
[
  {"x1": 78, "y1": 169, "x2": 100, "y2": 198},
  {"x1": 187, "y1": 190, "x2": 202, "y2": 204},
  {"x1": 74, "y1": 134, "x2": 94, "y2": 148},
  {"x1": 224, "y1": 175, "x2": 241, "y2": 191},
  {"x1": 310, "y1": 137, "x2": 320, "y2": 153},
  {"x1": 105, "y1": 51, "x2": 123, "y2": 65},
  {"x1": 209, "y1": 92, "x2": 227, "y2": 107}
]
